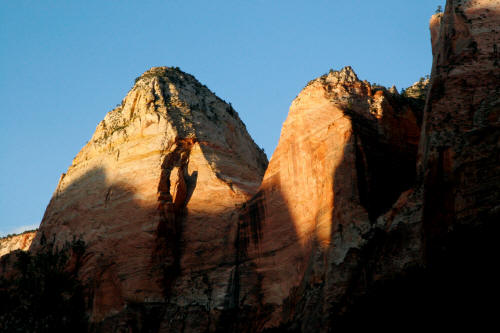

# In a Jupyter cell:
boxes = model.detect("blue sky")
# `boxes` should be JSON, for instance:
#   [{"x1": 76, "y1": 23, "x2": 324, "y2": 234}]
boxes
[{"x1": 0, "y1": 0, "x2": 444, "y2": 236}]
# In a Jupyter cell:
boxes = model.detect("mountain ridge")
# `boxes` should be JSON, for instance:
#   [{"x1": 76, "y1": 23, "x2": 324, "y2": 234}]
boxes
[{"x1": 1, "y1": 0, "x2": 498, "y2": 331}]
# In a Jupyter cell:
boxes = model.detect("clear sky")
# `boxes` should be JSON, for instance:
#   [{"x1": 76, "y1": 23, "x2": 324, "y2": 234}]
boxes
[{"x1": 0, "y1": 0, "x2": 445, "y2": 237}]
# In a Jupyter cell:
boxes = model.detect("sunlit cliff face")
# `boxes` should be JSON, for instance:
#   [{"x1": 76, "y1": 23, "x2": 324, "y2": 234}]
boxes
[
  {"x1": 31, "y1": 67, "x2": 268, "y2": 323},
  {"x1": 1, "y1": 0, "x2": 498, "y2": 330},
  {"x1": 235, "y1": 67, "x2": 423, "y2": 324},
  {"x1": 0, "y1": 232, "x2": 36, "y2": 258},
  {"x1": 267, "y1": 91, "x2": 353, "y2": 247},
  {"x1": 24, "y1": 61, "x2": 427, "y2": 329},
  {"x1": 256, "y1": 66, "x2": 421, "y2": 249}
]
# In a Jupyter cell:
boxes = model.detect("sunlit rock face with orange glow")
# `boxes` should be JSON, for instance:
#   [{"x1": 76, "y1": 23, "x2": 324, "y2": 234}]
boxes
[
  {"x1": 30, "y1": 67, "x2": 268, "y2": 329},
  {"x1": 231, "y1": 67, "x2": 423, "y2": 331},
  {"x1": 20, "y1": 0, "x2": 500, "y2": 331},
  {"x1": 0, "y1": 231, "x2": 36, "y2": 258}
]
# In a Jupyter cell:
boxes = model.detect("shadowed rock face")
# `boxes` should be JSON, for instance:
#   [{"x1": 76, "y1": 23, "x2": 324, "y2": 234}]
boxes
[
  {"x1": 29, "y1": 67, "x2": 268, "y2": 330},
  {"x1": 420, "y1": 0, "x2": 500, "y2": 245},
  {"x1": 257, "y1": 0, "x2": 499, "y2": 331},
  {"x1": 231, "y1": 66, "x2": 424, "y2": 331},
  {"x1": 0, "y1": 232, "x2": 37, "y2": 278},
  {"x1": 228, "y1": 0, "x2": 500, "y2": 331}
]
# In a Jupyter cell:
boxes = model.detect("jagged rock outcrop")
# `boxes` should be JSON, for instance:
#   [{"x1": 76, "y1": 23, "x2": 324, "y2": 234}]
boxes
[
  {"x1": 403, "y1": 78, "x2": 429, "y2": 101},
  {"x1": 29, "y1": 67, "x2": 268, "y2": 331},
  {"x1": 0, "y1": 231, "x2": 36, "y2": 258}
]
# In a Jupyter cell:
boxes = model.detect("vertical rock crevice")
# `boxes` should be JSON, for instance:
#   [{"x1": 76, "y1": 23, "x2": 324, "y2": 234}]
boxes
[{"x1": 154, "y1": 138, "x2": 196, "y2": 298}]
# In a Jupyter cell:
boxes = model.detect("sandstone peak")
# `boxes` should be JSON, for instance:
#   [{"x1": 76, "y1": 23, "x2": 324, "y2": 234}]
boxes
[
  {"x1": 307, "y1": 66, "x2": 360, "y2": 88},
  {"x1": 234, "y1": 55, "x2": 425, "y2": 329},
  {"x1": 403, "y1": 78, "x2": 429, "y2": 100},
  {"x1": 10, "y1": 0, "x2": 498, "y2": 330},
  {"x1": 31, "y1": 67, "x2": 268, "y2": 325},
  {"x1": 133, "y1": 66, "x2": 198, "y2": 88},
  {"x1": 329, "y1": 65, "x2": 359, "y2": 83},
  {"x1": 389, "y1": 85, "x2": 399, "y2": 95},
  {"x1": 295, "y1": 65, "x2": 420, "y2": 126},
  {"x1": 74, "y1": 65, "x2": 267, "y2": 175}
]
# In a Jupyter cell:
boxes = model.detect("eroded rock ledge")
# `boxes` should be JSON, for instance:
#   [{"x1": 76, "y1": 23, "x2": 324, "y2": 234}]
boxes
[{"x1": 0, "y1": 231, "x2": 36, "y2": 258}]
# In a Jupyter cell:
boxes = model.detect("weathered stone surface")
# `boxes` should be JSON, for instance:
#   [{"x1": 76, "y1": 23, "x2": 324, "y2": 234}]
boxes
[
  {"x1": 230, "y1": 1, "x2": 500, "y2": 330},
  {"x1": 29, "y1": 67, "x2": 268, "y2": 329},
  {"x1": 232, "y1": 67, "x2": 424, "y2": 331},
  {"x1": 330, "y1": 1, "x2": 500, "y2": 330},
  {"x1": 430, "y1": 12, "x2": 444, "y2": 53},
  {"x1": 420, "y1": 0, "x2": 500, "y2": 240},
  {"x1": 9, "y1": 0, "x2": 497, "y2": 331},
  {"x1": 0, "y1": 231, "x2": 36, "y2": 258}
]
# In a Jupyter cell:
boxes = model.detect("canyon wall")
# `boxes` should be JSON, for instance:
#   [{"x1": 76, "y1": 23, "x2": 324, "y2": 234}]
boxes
[
  {"x1": 229, "y1": 0, "x2": 499, "y2": 330},
  {"x1": 233, "y1": 67, "x2": 425, "y2": 331},
  {"x1": 243, "y1": 0, "x2": 499, "y2": 330},
  {"x1": 7, "y1": 0, "x2": 498, "y2": 331},
  {"x1": 29, "y1": 67, "x2": 268, "y2": 331},
  {"x1": 420, "y1": 0, "x2": 500, "y2": 246}
]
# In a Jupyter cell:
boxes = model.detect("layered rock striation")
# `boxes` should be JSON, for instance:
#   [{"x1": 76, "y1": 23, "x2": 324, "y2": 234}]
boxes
[
  {"x1": 254, "y1": 0, "x2": 499, "y2": 330},
  {"x1": 30, "y1": 67, "x2": 268, "y2": 330},
  {"x1": 228, "y1": 0, "x2": 500, "y2": 330},
  {"x1": 421, "y1": 0, "x2": 500, "y2": 244},
  {"x1": 12, "y1": 0, "x2": 499, "y2": 331},
  {"x1": 232, "y1": 67, "x2": 425, "y2": 331},
  {"x1": 0, "y1": 231, "x2": 36, "y2": 258}
]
